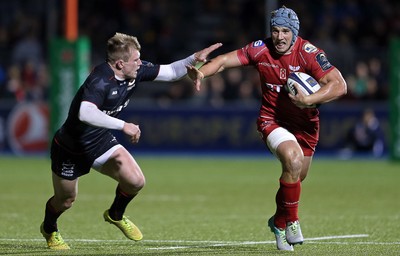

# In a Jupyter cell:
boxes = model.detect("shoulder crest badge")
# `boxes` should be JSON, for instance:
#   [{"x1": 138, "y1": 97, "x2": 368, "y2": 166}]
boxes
[{"x1": 303, "y1": 43, "x2": 318, "y2": 53}]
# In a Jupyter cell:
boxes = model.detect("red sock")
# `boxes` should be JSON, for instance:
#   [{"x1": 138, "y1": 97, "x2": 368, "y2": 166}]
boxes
[{"x1": 274, "y1": 179, "x2": 301, "y2": 228}]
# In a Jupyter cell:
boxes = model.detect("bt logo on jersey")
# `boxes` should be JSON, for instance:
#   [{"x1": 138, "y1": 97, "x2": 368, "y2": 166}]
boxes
[{"x1": 264, "y1": 83, "x2": 284, "y2": 93}]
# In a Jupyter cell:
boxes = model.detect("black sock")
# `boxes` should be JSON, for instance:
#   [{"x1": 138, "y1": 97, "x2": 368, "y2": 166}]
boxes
[
  {"x1": 43, "y1": 197, "x2": 63, "y2": 233},
  {"x1": 108, "y1": 186, "x2": 135, "y2": 221}
]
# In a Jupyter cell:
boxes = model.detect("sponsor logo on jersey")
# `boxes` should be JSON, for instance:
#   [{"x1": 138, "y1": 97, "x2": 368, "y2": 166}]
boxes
[
  {"x1": 127, "y1": 79, "x2": 136, "y2": 90},
  {"x1": 264, "y1": 83, "x2": 284, "y2": 93},
  {"x1": 303, "y1": 43, "x2": 318, "y2": 53},
  {"x1": 103, "y1": 99, "x2": 130, "y2": 116},
  {"x1": 252, "y1": 40, "x2": 265, "y2": 47},
  {"x1": 109, "y1": 89, "x2": 119, "y2": 98},
  {"x1": 289, "y1": 65, "x2": 300, "y2": 72},
  {"x1": 316, "y1": 52, "x2": 332, "y2": 71},
  {"x1": 259, "y1": 62, "x2": 279, "y2": 68},
  {"x1": 61, "y1": 161, "x2": 75, "y2": 177}
]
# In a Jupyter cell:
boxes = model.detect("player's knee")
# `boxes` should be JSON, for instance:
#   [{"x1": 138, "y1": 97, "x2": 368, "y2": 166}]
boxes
[
  {"x1": 125, "y1": 174, "x2": 145, "y2": 193},
  {"x1": 286, "y1": 147, "x2": 303, "y2": 165},
  {"x1": 63, "y1": 198, "x2": 76, "y2": 209},
  {"x1": 134, "y1": 175, "x2": 146, "y2": 190},
  {"x1": 281, "y1": 148, "x2": 304, "y2": 178},
  {"x1": 291, "y1": 151, "x2": 304, "y2": 171},
  {"x1": 55, "y1": 195, "x2": 76, "y2": 211}
]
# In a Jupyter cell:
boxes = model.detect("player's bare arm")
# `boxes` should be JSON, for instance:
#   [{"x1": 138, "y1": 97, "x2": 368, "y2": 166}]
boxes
[
  {"x1": 289, "y1": 68, "x2": 347, "y2": 107},
  {"x1": 187, "y1": 50, "x2": 241, "y2": 91}
]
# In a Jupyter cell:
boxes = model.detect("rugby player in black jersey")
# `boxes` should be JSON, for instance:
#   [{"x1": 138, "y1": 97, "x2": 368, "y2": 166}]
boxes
[{"x1": 40, "y1": 32, "x2": 222, "y2": 249}]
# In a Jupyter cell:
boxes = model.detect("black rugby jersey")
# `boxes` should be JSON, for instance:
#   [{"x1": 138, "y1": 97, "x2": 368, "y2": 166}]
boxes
[{"x1": 55, "y1": 61, "x2": 159, "y2": 153}]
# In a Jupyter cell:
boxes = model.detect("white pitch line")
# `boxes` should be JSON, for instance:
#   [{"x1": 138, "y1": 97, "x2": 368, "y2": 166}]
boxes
[
  {"x1": 307, "y1": 241, "x2": 400, "y2": 245},
  {"x1": 0, "y1": 234, "x2": 370, "y2": 245},
  {"x1": 304, "y1": 234, "x2": 370, "y2": 241},
  {"x1": 3, "y1": 233, "x2": 397, "y2": 250},
  {"x1": 146, "y1": 234, "x2": 370, "y2": 250},
  {"x1": 0, "y1": 234, "x2": 369, "y2": 243},
  {"x1": 0, "y1": 238, "x2": 257, "y2": 243}
]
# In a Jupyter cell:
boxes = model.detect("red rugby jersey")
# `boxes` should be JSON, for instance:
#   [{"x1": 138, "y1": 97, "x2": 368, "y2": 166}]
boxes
[{"x1": 237, "y1": 37, "x2": 335, "y2": 128}]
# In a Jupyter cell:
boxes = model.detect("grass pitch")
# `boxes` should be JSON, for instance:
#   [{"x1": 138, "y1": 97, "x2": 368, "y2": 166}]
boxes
[{"x1": 0, "y1": 155, "x2": 399, "y2": 255}]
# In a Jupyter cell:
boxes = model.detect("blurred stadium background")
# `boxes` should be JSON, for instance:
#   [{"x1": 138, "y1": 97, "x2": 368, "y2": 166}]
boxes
[{"x1": 0, "y1": 0, "x2": 399, "y2": 159}]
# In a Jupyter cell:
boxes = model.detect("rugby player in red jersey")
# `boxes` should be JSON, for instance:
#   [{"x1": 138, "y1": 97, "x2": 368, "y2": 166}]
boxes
[
  {"x1": 187, "y1": 6, "x2": 347, "y2": 251},
  {"x1": 40, "y1": 32, "x2": 222, "y2": 250}
]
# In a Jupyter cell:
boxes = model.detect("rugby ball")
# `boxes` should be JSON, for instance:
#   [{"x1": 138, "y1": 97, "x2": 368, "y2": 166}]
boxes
[{"x1": 286, "y1": 72, "x2": 320, "y2": 96}]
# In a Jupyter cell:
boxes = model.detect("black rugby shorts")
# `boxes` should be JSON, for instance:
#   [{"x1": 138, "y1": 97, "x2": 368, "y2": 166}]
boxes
[{"x1": 50, "y1": 132, "x2": 119, "y2": 180}]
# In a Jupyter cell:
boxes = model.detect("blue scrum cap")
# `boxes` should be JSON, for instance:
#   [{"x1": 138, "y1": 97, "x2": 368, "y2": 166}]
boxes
[{"x1": 270, "y1": 6, "x2": 300, "y2": 45}]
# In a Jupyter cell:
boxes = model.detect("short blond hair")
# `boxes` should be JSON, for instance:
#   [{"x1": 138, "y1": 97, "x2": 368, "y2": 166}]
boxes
[{"x1": 107, "y1": 32, "x2": 141, "y2": 63}]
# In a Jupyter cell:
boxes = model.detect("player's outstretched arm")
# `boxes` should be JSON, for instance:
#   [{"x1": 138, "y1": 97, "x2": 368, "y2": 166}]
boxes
[
  {"x1": 186, "y1": 65, "x2": 204, "y2": 91},
  {"x1": 194, "y1": 43, "x2": 223, "y2": 63},
  {"x1": 155, "y1": 43, "x2": 222, "y2": 82},
  {"x1": 187, "y1": 50, "x2": 242, "y2": 91}
]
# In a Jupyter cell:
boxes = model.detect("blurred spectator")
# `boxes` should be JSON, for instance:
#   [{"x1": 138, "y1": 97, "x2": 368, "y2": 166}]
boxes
[
  {"x1": 2, "y1": 8, "x2": 47, "y2": 102},
  {"x1": 21, "y1": 60, "x2": 48, "y2": 101},
  {"x1": 237, "y1": 80, "x2": 257, "y2": 106},
  {"x1": 347, "y1": 61, "x2": 377, "y2": 100},
  {"x1": 155, "y1": 79, "x2": 195, "y2": 108},
  {"x1": 205, "y1": 73, "x2": 225, "y2": 108},
  {"x1": 223, "y1": 68, "x2": 242, "y2": 101},
  {"x1": 11, "y1": 22, "x2": 43, "y2": 69},
  {"x1": 340, "y1": 108, "x2": 385, "y2": 158},
  {"x1": 6, "y1": 65, "x2": 24, "y2": 101},
  {"x1": 368, "y1": 57, "x2": 388, "y2": 100},
  {"x1": 352, "y1": 62, "x2": 369, "y2": 98}
]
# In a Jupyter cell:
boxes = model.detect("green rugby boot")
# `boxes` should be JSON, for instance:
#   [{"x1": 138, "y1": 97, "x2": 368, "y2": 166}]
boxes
[
  {"x1": 40, "y1": 222, "x2": 70, "y2": 250},
  {"x1": 103, "y1": 210, "x2": 143, "y2": 241}
]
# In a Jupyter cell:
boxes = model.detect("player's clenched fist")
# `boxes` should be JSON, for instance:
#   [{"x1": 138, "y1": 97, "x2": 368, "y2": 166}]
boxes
[{"x1": 122, "y1": 122, "x2": 141, "y2": 143}]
